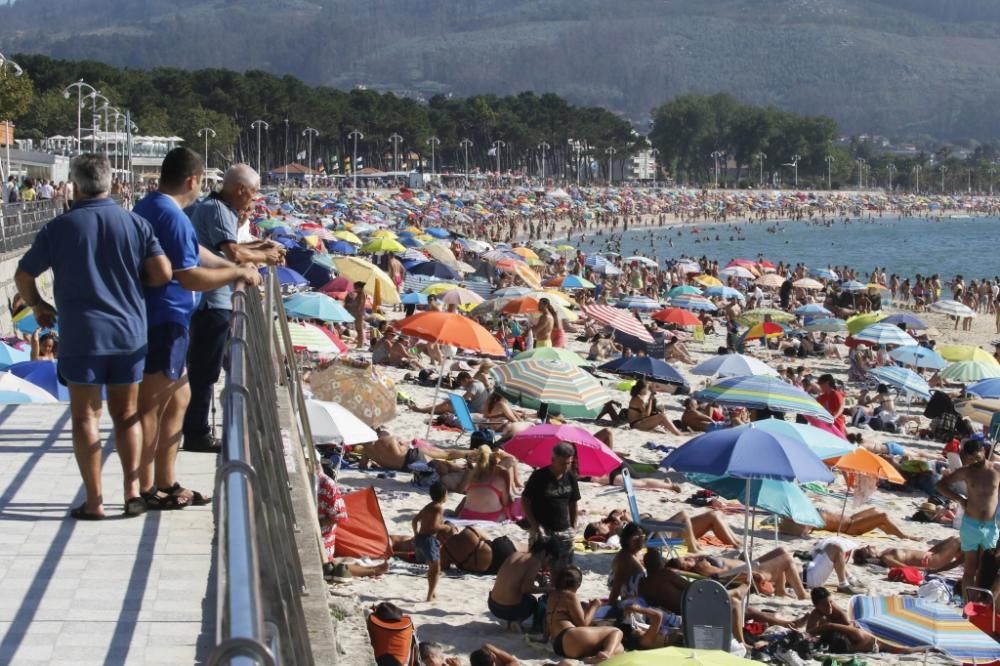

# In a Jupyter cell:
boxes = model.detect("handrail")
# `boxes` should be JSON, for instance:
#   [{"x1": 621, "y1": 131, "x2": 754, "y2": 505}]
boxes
[{"x1": 0, "y1": 200, "x2": 62, "y2": 254}]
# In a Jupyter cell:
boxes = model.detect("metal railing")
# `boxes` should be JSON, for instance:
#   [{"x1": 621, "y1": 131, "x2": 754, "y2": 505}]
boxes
[
  {"x1": 0, "y1": 200, "x2": 62, "y2": 254},
  {"x1": 209, "y1": 277, "x2": 317, "y2": 666}
]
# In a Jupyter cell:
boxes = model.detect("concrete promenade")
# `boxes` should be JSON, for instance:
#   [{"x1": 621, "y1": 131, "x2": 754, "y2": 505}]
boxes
[{"x1": 0, "y1": 403, "x2": 216, "y2": 665}]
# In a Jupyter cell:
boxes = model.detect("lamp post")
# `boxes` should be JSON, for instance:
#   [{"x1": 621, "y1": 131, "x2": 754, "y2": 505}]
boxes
[
  {"x1": 348, "y1": 129, "x2": 364, "y2": 188},
  {"x1": 856, "y1": 158, "x2": 866, "y2": 190},
  {"x1": 460, "y1": 138, "x2": 473, "y2": 185},
  {"x1": 756, "y1": 152, "x2": 767, "y2": 187},
  {"x1": 940, "y1": 165, "x2": 948, "y2": 193},
  {"x1": 1, "y1": 54, "x2": 24, "y2": 184},
  {"x1": 302, "y1": 127, "x2": 319, "y2": 186},
  {"x1": 83, "y1": 91, "x2": 107, "y2": 153},
  {"x1": 250, "y1": 120, "x2": 269, "y2": 175},
  {"x1": 789, "y1": 154, "x2": 801, "y2": 188},
  {"x1": 283, "y1": 117, "x2": 289, "y2": 182},
  {"x1": 198, "y1": 127, "x2": 216, "y2": 174},
  {"x1": 571, "y1": 140, "x2": 583, "y2": 186},
  {"x1": 388, "y1": 133, "x2": 403, "y2": 181},
  {"x1": 886, "y1": 163, "x2": 896, "y2": 191},
  {"x1": 62, "y1": 80, "x2": 95, "y2": 156},
  {"x1": 538, "y1": 142, "x2": 551, "y2": 182},
  {"x1": 104, "y1": 105, "x2": 119, "y2": 169},
  {"x1": 711, "y1": 150, "x2": 723, "y2": 187},
  {"x1": 425, "y1": 136, "x2": 440, "y2": 177},
  {"x1": 824, "y1": 155, "x2": 834, "y2": 190},
  {"x1": 913, "y1": 165, "x2": 921, "y2": 194},
  {"x1": 968, "y1": 167, "x2": 974, "y2": 194},
  {"x1": 990, "y1": 167, "x2": 996, "y2": 196},
  {"x1": 650, "y1": 148, "x2": 660, "y2": 187},
  {"x1": 605, "y1": 146, "x2": 617, "y2": 184},
  {"x1": 492, "y1": 140, "x2": 505, "y2": 180}
]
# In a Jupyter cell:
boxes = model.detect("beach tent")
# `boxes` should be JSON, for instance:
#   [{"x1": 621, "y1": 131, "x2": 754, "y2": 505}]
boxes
[{"x1": 334, "y1": 487, "x2": 392, "y2": 559}]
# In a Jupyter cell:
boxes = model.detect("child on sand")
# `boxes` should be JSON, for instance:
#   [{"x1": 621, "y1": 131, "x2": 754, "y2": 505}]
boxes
[{"x1": 413, "y1": 481, "x2": 448, "y2": 601}]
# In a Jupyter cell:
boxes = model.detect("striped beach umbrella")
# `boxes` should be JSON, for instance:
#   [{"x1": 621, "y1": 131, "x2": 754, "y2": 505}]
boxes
[
  {"x1": 930, "y1": 299, "x2": 976, "y2": 318},
  {"x1": 804, "y1": 317, "x2": 848, "y2": 333},
  {"x1": 852, "y1": 322, "x2": 917, "y2": 347},
  {"x1": 736, "y1": 308, "x2": 795, "y2": 326},
  {"x1": 939, "y1": 361, "x2": 1000, "y2": 383},
  {"x1": 669, "y1": 294, "x2": 717, "y2": 312},
  {"x1": 719, "y1": 265, "x2": 756, "y2": 280},
  {"x1": 285, "y1": 321, "x2": 346, "y2": 355},
  {"x1": 617, "y1": 295, "x2": 661, "y2": 311},
  {"x1": 889, "y1": 345, "x2": 947, "y2": 370},
  {"x1": 851, "y1": 596, "x2": 1000, "y2": 662},
  {"x1": 693, "y1": 374, "x2": 834, "y2": 422},
  {"x1": 513, "y1": 347, "x2": 589, "y2": 367},
  {"x1": 868, "y1": 366, "x2": 931, "y2": 399},
  {"x1": 582, "y1": 304, "x2": 654, "y2": 343},
  {"x1": 491, "y1": 359, "x2": 610, "y2": 418},
  {"x1": 543, "y1": 274, "x2": 596, "y2": 290}
]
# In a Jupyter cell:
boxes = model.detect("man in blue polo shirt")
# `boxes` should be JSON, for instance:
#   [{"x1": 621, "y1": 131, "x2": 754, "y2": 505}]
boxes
[
  {"x1": 133, "y1": 147, "x2": 260, "y2": 510},
  {"x1": 15, "y1": 154, "x2": 172, "y2": 520}
]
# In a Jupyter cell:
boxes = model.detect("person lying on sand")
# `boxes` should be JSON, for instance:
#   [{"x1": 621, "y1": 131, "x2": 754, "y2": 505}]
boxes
[
  {"x1": 852, "y1": 536, "x2": 962, "y2": 572},
  {"x1": 584, "y1": 509, "x2": 741, "y2": 553},
  {"x1": 667, "y1": 547, "x2": 809, "y2": 599},
  {"x1": 358, "y1": 428, "x2": 469, "y2": 472},
  {"x1": 779, "y1": 507, "x2": 916, "y2": 540}
]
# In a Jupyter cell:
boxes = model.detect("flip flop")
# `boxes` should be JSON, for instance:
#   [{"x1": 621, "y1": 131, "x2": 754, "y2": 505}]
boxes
[
  {"x1": 69, "y1": 502, "x2": 104, "y2": 521},
  {"x1": 124, "y1": 497, "x2": 148, "y2": 517},
  {"x1": 159, "y1": 482, "x2": 211, "y2": 506},
  {"x1": 141, "y1": 487, "x2": 189, "y2": 511}
]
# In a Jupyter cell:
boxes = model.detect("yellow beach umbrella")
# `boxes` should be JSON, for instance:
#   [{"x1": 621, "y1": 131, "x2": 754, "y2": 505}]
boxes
[
  {"x1": 424, "y1": 242, "x2": 459, "y2": 265},
  {"x1": 331, "y1": 256, "x2": 400, "y2": 304},
  {"x1": 333, "y1": 230, "x2": 362, "y2": 245},
  {"x1": 602, "y1": 646, "x2": 749, "y2": 666},
  {"x1": 371, "y1": 229, "x2": 397, "y2": 239},
  {"x1": 421, "y1": 283, "x2": 460, "y2": 296},
  {"x1": 937, "y1": 345, "x2": 999, "y2": 365},
  {"x1": 511, "y1": 246, "x2": 540, "y2": 261},
  {"x1": 360, "y1": 237, "x2": 406, "y2": 254},
  {"x1": 404, "y1": 225, "x2": 423, "y2": 234},
  {"x1": 846, "y1": 311, "x2": 886, "y2": 335},
  {"x1": 693, "y1": 274, "x2": 723, "y2": 287}
]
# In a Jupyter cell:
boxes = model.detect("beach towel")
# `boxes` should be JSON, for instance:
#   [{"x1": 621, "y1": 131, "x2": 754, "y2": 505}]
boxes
[{"x1": 334, "y1": 487, "x2": 392, "y2": 559}]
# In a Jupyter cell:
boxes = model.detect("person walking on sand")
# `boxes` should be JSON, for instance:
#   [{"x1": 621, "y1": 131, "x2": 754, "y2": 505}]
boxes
[
  {"x1": 413, "y1": 481, "x2": 449, "y2": 602},
  {"x1": 532, "y1": 298, "x2": 555, "y2": 348},
  {"x1": 936, "y1": 439, "x2": 1000, "y2": 600},
  {"x1": 522, "y1": 442, "x2": 580, "y2": 569}
]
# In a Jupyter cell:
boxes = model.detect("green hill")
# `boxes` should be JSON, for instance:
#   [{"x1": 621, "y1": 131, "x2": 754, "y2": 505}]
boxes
[{"x1": 3, "y1": 0, "x2": 1000, "y2": 140}]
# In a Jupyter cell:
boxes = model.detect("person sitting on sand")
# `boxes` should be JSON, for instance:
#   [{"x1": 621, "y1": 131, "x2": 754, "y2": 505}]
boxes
[
  {"x1": 663, "y1": 335, "x2": 693, "y2": 364},
  {"x1": 358, "y1": 428, "x2": 469, "y2": 473},
  {"x1": 413, "y1": 371, "x2": 489, "y2": 415},
  {"x1": 608, "y1": 522, "x2": 649, "y2": 605},
  {"x1": 456, "y1": 445, "x2": 517, "y2": 521},
  {"x1": 545, "y1": 566, "x2": 624, "y2": 662},
  {"x1": 680, "y1": 398, "x2": 720, "y2": 432},
  {"x1": 488, "y1": 537, "x2": 559, "y2": 631},
  {"x1": 481, "y1": 390, "x2": 533, "y2": 426},
  {"x1": 616, "y1": 605, "x2": 681, "y2": 651},
  {"x1": 852, "y1": 536, "x2": 962, "y2": 572},
  {"x1": 780, "y1": 507, "x2": 915, "y2": 540},
  {"x1": 371, "y1": 328, "x2": 416, "y2": 368},
  {"x1": 849, "y1": 384, "x2": 920, "y2": 434},
  {"x1": 626, "y1": 380, "x2": 682, "y2": 435},
  {"x1": 789, "y1": 587, "x2": 928, "y2": 655}
]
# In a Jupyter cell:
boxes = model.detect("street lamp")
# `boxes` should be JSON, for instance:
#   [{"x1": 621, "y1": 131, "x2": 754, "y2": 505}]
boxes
[
  {"x1": 913, "y1": 165, "x2": 922, "y2": 194},
  {"x1": 756, "y1": 152, "x2": 767, "y2": 187},
  {"x1": 886, "y1": 163, "x2": 896, "y2": 191},
  {"x1": 82, "y1": 91, "x2": 107, "y2": 153},
  {"x1": 711, "y1": 150, "x2": 724, "y2": 187},
  {"x1": 387, "y1": 133, "x2": 403, "y2": 179},
  {"x1": 940, "y1": 165, "x2": 948, "y2": 193},
  {"x1": 570, "y1": 140, "x2": 583, "y2": 186},
  {"x1": 425, "y1": 136, "x2": 440, "y2": 177},
  {"x1": 1, "y1": 54, "x2": 24, "y2": 184},
  {"x1": 348, "y1": 129, "x2": 364, "y2": 188},
  {"x1": 856, "y1": 158, "x2": 866, "y2": 190},
  {"x1": 990, "y1": 166, "x2": 996, "y2": 196},
  {"x1": 63, "y1": 80, "x2": 96, "y2": 155},
  {"x1": 605, "y1": 146, "x2": 617, "y2": 184},
  {"x1": 492, "y1": 140, "x2": 505, "y2": 179},
  {"x1": 650, "y1": 148, "x2": 660, "y2": 187},
  {"x1": 459, "y1": 138, "x2": 473, "y2": 184},
  {"x1": 250, "y1": 120, "x2": 270, "y2": 175},
  {"x1": 302, "y1": 127, "x2": 319, "y2": 186},
  {"x1": 538, "y1": 142, "x2": 551, "y2": 182},
  {"x1": 198, "y1": 127, "x2": 217, "y2": 173},
  {"x1": 825, "y1": 155, "x2": 834, "y2": 190},
  {"x1": 283, "y1": 118, "x2": 290, "y2": 182}
]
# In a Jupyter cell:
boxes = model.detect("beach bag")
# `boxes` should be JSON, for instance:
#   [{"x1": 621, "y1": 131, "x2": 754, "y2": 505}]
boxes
[
  {"x1": 367, "y1": 602, "x2": 416, "y2": 666},
  {"x1": 917, "y1": 578, "x2": 951, "y2": 604},
  {"x1": 887, "y1": 566, "x2": 924, "y2": 585}
]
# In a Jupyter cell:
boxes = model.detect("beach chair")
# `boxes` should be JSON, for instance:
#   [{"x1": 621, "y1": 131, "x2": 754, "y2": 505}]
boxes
[
  {"x1": 681, "y1": 578, "x2": 732, "y2": 650},
  {"x1": 446, "y1": 393, "x2": 505, "y2": 446},
  {"x1": 620, "y1": 467, "x2": 686, "y2": 557}
]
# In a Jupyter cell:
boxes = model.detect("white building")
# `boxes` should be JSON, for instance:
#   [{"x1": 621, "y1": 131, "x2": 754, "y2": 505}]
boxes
[{"x1": 624, "y1": 148, "x2": 658, "y2": 181}]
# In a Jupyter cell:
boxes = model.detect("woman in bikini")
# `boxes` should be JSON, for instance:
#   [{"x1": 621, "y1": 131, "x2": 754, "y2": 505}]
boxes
[
  {"x1": 626, "y1": 380, "x2": 682, "y2": 435},
  {"x1": 668, "y1": 547, "x2": 808, "y2": 600},
  {"x1": 546, "y1": 566, "x2": 624, "y2": 663},
  {"x1": 607, "y1": 523, "x2": 647, "y2": 606},
  {"x1": 780, "y1": 507, "x2": 915, "y2": 540},
  {"x1": 852, "y1": 536, "x2": 962, "y2": 572},
  {"x1": 455, "y1": 446, "x2": 516, "y2": 521}
]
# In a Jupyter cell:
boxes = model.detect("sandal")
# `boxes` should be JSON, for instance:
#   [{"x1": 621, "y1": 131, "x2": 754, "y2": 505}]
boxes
[
  {"x1": 141, "y1": 486, "x2": 190, "y2": 511},
  {"x1": 124, "y1": 497, "x2": 148, "y2": 517},
  {"x1": 160, "y1": 482, "x2": 212, "y2": 506},
  {"x1": 69, "y1": 502, "x2": 104, "y2": 521}
]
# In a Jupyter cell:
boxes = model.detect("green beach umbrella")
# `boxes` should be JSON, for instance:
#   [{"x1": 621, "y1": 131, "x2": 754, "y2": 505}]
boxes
[
  {"x1": 939, "y1": 361, "x2": 1000, "y2": 383},
  {"x1": 513, "y1": 347, "x2": 589, "y2": 366},
  {"x1": 491, "y1": 359, "x2": 610, "y2": 418}
]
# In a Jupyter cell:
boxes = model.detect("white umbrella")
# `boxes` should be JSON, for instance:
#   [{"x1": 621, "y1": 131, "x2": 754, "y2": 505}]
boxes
[
  {"x1": 720, "y1": 265, "x2": 756, "y2": 280},
  {"x1": 691, "y1": 353, "x2": 779, "y2": 378},
  {"x1": 930, "y1": 300, "x2": 976, "y2": 318},
  {"x1": 0, "y1": 372, "x2": 59, "y2": 403},
  {"x1": 305, "y1": 399, "x2": 379, "y2": 444}
]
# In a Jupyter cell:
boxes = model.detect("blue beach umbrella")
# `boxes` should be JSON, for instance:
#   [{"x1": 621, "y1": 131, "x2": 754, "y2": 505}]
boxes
[
  {"x1": 752, "y1": 417, "x2": 855, "y2": 460},
  {"x1": 868, "y1": 366, "x2": 931, "y2": 399},
  {"x1": 400, "y1": 292, "x2": 429, "y2": 305},
  {"x1": 261, "y1": 266, "x2": 309, "y2": 288},
  {"x1": 0, "y1": 391, "x2": 38, "y2": 404},
  {"x1": 687, "y1": 473, "x2": 824, "y2": 527},
  {"x1": 966, "y1": 378, "x2": 1000, "y2": 399},
  {"x1": 669, "y1": 295, "x2": 717, "y2": 312},
  {"x1": 694, "y1": 374, "x2": 834, "y2": 422},
  {"x1": 408, "y1": 261, "x2": 461, "y2": 280},
  {"x1": 841, "y1": 280, "x2": 866, "y2": 291},
  {"x1": 853, "y1": 322, "x2": 917, "y2": 347},
  {"x1": 880, "y1": 313, "x2": 927, "y2": 330},
  {"x1": 283, "y1": 292, "x2": 354, "y2": 323},
  {"x1": 6, "y1": 360, "x2": 70, "y2": 400},
  {"x1": 598, "y1": 356, "x2": 632, "y2": 372},
  {"x1": 803, "y1": 317, "x2": 847, "y2": 333},
  {"x1": 325, "y1": 240, "x2": 358, "y2": 255},
  {"x1": 794, "y1": 303, "x2": 832, "y2": 317},
  {"x1": 0, "y1": 343, "x2": 30, "y2": 370},
  {"x1": 425, "y1": 227, "x2": 450, "y2": 239},
  {"x1": 889, "y1": 345, "x2": 947, "y2": 370},
  {"x1": 704, "y1": 286, "x2": 745, "y2": 301},
  {"x1": 614, "y1": 356, "x2": 688, "y2": 388}
]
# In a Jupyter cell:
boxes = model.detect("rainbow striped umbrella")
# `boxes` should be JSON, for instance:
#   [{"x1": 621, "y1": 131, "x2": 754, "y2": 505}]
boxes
[
  {"x1": 582, "y1": 304, "x2": 654, "y2": 343},
  {"x1": 693, "y1": 374, "x2": 833, "y2": 422},
  {"x1": 851, "y1": 595, "x2": 1000, "y2": 662},
  {"x1": 939, "y1": 360, "x2": 1000, "y2": 383},
  {"x1": 491, "y1": 359, "x2": 610, "y2": 418}
]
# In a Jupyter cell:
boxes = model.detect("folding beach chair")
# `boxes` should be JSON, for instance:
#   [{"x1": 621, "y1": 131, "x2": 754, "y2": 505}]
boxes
[
  {"x1": 681, "y1": 578, "x2": 732, "y2": 650},
  {"x1": 446, "y1": 393, "x2": 504, "y2": 446},
  {"x1": 621, "y1": 467, "x2": 686, "y2": 557}
]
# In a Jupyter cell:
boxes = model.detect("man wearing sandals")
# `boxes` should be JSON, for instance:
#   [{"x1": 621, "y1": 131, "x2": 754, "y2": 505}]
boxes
[
  {"x1": 15, "y1": 154, "x2": 172, "y2": 519},
  {"x1": 133, "y1": 148, "x2": 261, "y2": 509}
]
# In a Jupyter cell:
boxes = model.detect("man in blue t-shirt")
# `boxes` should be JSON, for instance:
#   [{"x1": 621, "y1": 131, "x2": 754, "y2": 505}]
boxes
[
  {"x1": 132, "y1": 148, "x2": 260, "y2": 510},
  {"x1": 15, "y1": 154, "x2": 172, "y2": 520}
]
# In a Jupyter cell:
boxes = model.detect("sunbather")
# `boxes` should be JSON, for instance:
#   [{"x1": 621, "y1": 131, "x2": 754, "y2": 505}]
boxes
[{"x1": 852, "y1": 536, "x2": 962, "y2": 572}]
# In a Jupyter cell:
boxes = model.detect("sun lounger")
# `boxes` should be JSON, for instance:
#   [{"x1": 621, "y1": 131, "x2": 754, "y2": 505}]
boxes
[{"x1": 621, "y1": 467, "x2": 685, "y2": 556}]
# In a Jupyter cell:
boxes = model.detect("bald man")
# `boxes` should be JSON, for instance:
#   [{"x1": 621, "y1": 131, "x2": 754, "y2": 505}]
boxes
[{"x1": 181, "y1": 164, "x2": 286, "y2": 452}]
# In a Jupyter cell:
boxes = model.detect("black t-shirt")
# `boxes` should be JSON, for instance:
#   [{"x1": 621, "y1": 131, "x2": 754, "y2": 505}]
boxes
[{"x1": 523, "y1": 467, "x2": 581, "y2": 532}]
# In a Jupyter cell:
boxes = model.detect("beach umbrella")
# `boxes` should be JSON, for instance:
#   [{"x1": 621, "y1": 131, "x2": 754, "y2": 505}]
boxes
[
  {"x1": 12, "y1": 309, "x2": 57, "y2": 335},
  {"x1": 360, "y1": 237, "x2": 406, "y2": 254},
  {"x1": 500, "y1": 296, "x2": 543, "y2": 315},
  {"x1": 743, "y1": 321, "x2": 785, "y2": 341},
  {"x1": 693, "y1": 375, "x2": 834, "y2": 422},
  {"x1": 260, "y1": 265, "x2": 308, "y2": 288},
  {"x1": 651, "y1": 308, "x2": 702, "y2": 327},
  {"x1": 496, "y1": 258, "x2": 542, "y2": 288},
  {"x1": 0, "y1": 390, "x2": 49, "y2": 404},
  {"x1": 841, "y1": 280, "x2": 866, "y2": 292},
  {"x1": 511, "y1": 246, "x2": 540, "y2": 261},
  {"x1": 888, "y1": 345, "x2": 947, "y2": 370},
  {"x1": 615, "y1": 356, "x2": 688, "y2": 388},
  {"x1": 513, "y1": 347, "x2": 589, "y2": 366},
  {"x1": 598, "y1": 356, "x2": 632, "y2": 372},
  {"x1": 675, "y1": 261, "x2": 702, "y2": 274},
  {"x1": 440, "y1": 287, "x2": 484, "y2": 307},
  {"x1": 803, "y1": 318, "x2": 847, "y2": 334},
  {"x1": 669, "y1": 294, "x2": 717, "y2": 312},
  {"x1": 0, "y1": 343, "x2": 31, "y2": 370},
  {"x1": 939, "y1": 360, "x2": 1000, "y2": 383},
  {"x1": 421, "y1": 282, "x2": 460, "y2": 296},
  {"x1": 666, "y1": 285, "x2": 702, "y2": 298},
  {"x1": 850, "y1": 596, "x2": 1000, "y2": 662},
  {"x1": 867, "y1": 366, "x2": 930, "y2": 399},
  {"x1": 719, "y1": 266, "x2": 756, "y2": 280},
  {"x1": 930, "y1": 299, "x2": 976, "y2": 318},
  {"x1": 687, "y1": 474, "x2": 824, "y2": 527},
  {"x1": 333, "y1": 230, "x2": 363, "y2": 245},
  {"x1": 808, "y1": 267, "x2": 839, "y2": 280},
  {"x1": 845, "y1": 312, "x2": 886, "y2": 335},
  {"x1": 602, "y1": 646, "x2": 749, "y2": 666},
  {"x1": 755, "y1": 273, "x2": 784, "y2": 288},
  {"x1": 880, "y1": 313, "x2": 927, "y2": 330},
  {"x1": 692, "y1": 274, "x2": 723, "y2": 287},
  {"x1": 332, "y1": 256, "x2": 401, "y2": 305},
  {"x1": 425, "y1": 227, "x2": 450, "y2": 238},
  {"x1": 0, "y1": 368, "x2": 64, "y2": 402},
  {"x1": 966, "y1": 378, "x2": 1000, "y2": 399},
  {"x1": 794, "y1": 303, "x2": 832, "y2": 317},
  {"x1": 503, "y1": 424, "x2": 621, "y2": 476},
  {"x1": 691, "y1": 353, "x2": 777, "y2": 378},
  {"x1": 423, "y1": 242, "x2": 461, "y2": 266},
  {"x1": 736, "y1": 309, "x2": 794, "y2": 326},
  {"x1": 852, "y1": 322, "x2": 917, "y2": 347},
  {"x1": 624, "y1": 256, "x2": 658, "y2": 268},
  {"x1": 956, "y1": 398, "x2": 1000, "y2": 426},
  {"x1": 400, "y1": 292, "x2": 429, "y2": 306},
  {"x1": 617, "y1": 295, "x2": 661, "y2": 311},
  {"x1": 936, "y1": 344, "x2": 999, "y2": 365},
  {"x1": 285, "y1": 321, "x2": 347, "y2": 355},
  {"x1": 491, "y1": 359, "x2": 610, "y2": 418},
  {"x1": 305, "y1": 399, "x2": 378, "y2": 445},
  {"x1": 543, "y1": 274, "x2": 595, "y2": 290},
  {"x1": 407, "y1": 261, "x2": 461, "y2": 280},
  {"x1": 704, "y1": 286, "x2": 744, "y2": 301},
  {"x1": 492, "y1": 286, "x2": 532, "y2": 298},
  {"x1": 283, "y1": 292, "x2": 355, "y2": 323},
  {"x1": 309, "y1": 362, "x2": 396, "y2": 428},
  {"x1": 582, "y1": 304, "x2": 654, "y2": 343},
  {"x1": 833, "y1": 448, "x2": 904, "y2": 484},
  {"x1": 400, "y1": 236, "x2": 426, "y2": 249},
  {"x1": 792, "y1": 277, "x2": 824, "y2": 290},
  {"x1": 753, "y1": 418, "x2": 855, "y2": 460}
]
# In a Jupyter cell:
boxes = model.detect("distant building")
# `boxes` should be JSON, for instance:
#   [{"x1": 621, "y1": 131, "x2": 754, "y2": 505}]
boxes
[{"x1": 624, "y1": 149, "x2": 658, "y2": 181}]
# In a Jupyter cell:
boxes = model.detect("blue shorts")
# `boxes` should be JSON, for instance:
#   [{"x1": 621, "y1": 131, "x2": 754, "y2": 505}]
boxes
[
  {"x1": 145, "y1": 323, "x2": 190, "y2": 380},
  {"x1": 58, "y1": 350, "x2": 146, "y2": 386},
  {"x1": 960, "y1": 515, "x2": 999, "y2": 552},
  {"x1": 414, "y1": 534, "x2": 440, "y2": 563}
]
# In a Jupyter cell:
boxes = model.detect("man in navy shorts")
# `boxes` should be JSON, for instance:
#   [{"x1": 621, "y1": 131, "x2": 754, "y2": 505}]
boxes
[
  {"x1": 15, "y1": 154, "x2": 172, "y2": 519},
  {"x1": 133, "y1": 147, "x2": 260, "y2": 510}
]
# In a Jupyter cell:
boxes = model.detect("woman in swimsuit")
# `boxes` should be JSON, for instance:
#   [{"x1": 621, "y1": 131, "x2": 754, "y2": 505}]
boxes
[
  {"x1": 852, "y1": 536, "x2": 962, "y2": 572},
  {"x1": 668, "y1": 547, "x2": 808, "y2": 600},
  {"x1": 626, "y1": 380, "x2": 682, "y2": 435},
  {"x1": 608, "y1": 523, "x2": 646, "y2": 605},
  {"x1": 545, "y1": 566, "x2": 624, "y2": 662},
  {"x1": 456, "y1": 446, "x2": 516, "y2": 521},
  {"x1": 780, "y1": 507, "x2": 915, "y2": 540}
]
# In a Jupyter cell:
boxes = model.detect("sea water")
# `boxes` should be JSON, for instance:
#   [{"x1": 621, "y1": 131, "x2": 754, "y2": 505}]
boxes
[{"x1": 574, "y1": 216, "x2": 999, "y2": 280}]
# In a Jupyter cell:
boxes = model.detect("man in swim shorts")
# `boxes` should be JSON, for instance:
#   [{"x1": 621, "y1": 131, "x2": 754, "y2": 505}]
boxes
[{"x1": 936, "y1": 439, "x2": 1000, "y2": 599}]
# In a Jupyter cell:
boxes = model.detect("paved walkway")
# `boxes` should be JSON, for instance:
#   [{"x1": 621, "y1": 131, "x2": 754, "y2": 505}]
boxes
[{"x1": 0, "y1": 404, "x2": 217, "y2": 665}]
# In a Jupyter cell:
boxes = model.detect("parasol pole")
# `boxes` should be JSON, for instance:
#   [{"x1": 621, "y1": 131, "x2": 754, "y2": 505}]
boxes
[
  {"x1": 743, "y1": 477, "x2": 755, "y2": 613},
  {"x1": 424, "y1": 345, "x2": 454, "y2": 440}
]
